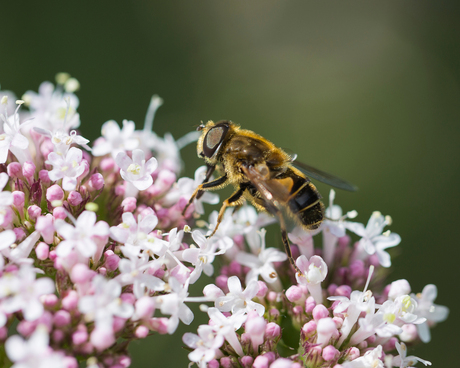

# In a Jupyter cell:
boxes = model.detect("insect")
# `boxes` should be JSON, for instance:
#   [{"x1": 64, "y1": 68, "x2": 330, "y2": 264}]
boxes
[{"x1": 183, "y1": 120, "x2": 357, "y2": 274}]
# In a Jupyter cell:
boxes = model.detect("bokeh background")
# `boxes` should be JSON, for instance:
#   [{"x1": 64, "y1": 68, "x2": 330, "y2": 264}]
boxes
[{"x1": 2, "y1": 1, "x2": 459, "y2": 367}]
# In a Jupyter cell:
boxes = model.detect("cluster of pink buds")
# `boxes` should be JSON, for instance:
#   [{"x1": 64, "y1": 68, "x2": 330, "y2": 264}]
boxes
[{"x1": 0, "y1": 75, "x2": 448, "y2": 368}]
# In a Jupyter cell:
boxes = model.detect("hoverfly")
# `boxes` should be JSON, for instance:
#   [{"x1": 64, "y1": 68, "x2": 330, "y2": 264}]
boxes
[{"x1": 184, "y1": 120, "x2": 356, "y2": 274}]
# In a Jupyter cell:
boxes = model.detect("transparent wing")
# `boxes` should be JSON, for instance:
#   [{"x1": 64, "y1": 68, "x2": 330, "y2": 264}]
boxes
[{"x1": 292, "y1": 160, "x2": 358, "y2": 192}]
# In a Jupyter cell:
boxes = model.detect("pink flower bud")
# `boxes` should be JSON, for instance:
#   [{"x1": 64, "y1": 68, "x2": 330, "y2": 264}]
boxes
[
  {"x1": 7, "y1": 162, "x2": 22, "y2": 178},
  {"x1": 228, "y1": 260, "x2": 242, "y2": 275},
  {"x1": 63, "y1": 357, "x2": 78, "y2": 368},
  {"x1": 253, "y1": 356, "x2": 269, "y2": 368},
  {"x1": 53, "y1": 206, "x2": 67, "y2": 220},
  {"x1": 207, "y1": 360, "x2": 219, "y2": 368},
  {"x1": 37, "y1": 311, "x2": 53, "y2": 330},
  {"x1": 134, "y1": 325, "x2": 149, "y2": 338},
  {"x1": 269, "y1": 308, "x2": 280, "y2": 318},
  {"x1": 327, "y1": 283, "x2": 338, "y2": 296},
  {"x1": 17, "y1": 320, "x2": 37, "y2": 337},
  {"x1": 39, "y1": 170, "x2": 51, "y2": 185},
  {"x1": 88, "y1": 173, "x2": 104, "y2": 191},
  {"x1": 302, "y1": 320, "x2": 317, "y2": 336},
  {"x1": 91, "y1": 327, "x2": 115, "y2": 351},
  {"x1": 240, "y1": 356, "x2": 254, "y2": 368},
  {"x1": 22, "y1": 161, "x2": 36, "y2": 182},
  {"x1": 118, "y1": 356, "x2": 131, "y2": 368},
  {"x1": 257, "y1": 281, "x2": 268, "y2": 297},
  {"x1": 100, "y1": 157, "x2": 115, "y2": 172},
  {"x1": 41, "y1": 139, "x2": 53, "y2": 159},
  {"x1": 49, "y1": 250, "x2": 57, "y2": 261},
  {"x1": 42, "y1": 293, "x2": 58, "y2": 307},
  {"x1": 28, "y1": 205, "x2": 42, "y2": 221},
  {"x1": 245, "y1": 313, "x2": 266, "y2": 352},
  {"x1": 135, "y1": 297, "x2": 155, "y2": 319},
  {"x1": 215, "y1": 275, "x2": 229, "y2": 292},
  {"x1": 46, "y1": 184, "x2": 64, "y2": 202},
  {"x1": 12, "y1": 191, "x2": 25, "y2": 207},
  {"x1": 265, "y1": 322, "x2": 281, "y2": 339},
  {"x1": 120, "y1": 293, "x2": 136, "y2": 305},
  {"x1": 104, "y1": 250, "x2": 120, "y2": 271},
  {"x1": 72, "y1": 326, "x2": 88, "y2": 345},
  {"x1": 54, "y1": 310, "x2": 71, "y2": 327},
  {"x1": 67, "y1": 191, "x2": 83, "y2": 206},
  {"x1": 0, "y1": 327, "x2": 8, "y2": 340},
  {"x1": 52, "y1": 329, "x2": 65, "y2": 343},
  {"x1": 113, "y1": 317, "x2": 126, "y2": 333},
  {"x1": 220, "y1": 357, "x2": 232, "y2": 368},
  {"x1": 323, "y1": 346, "x2": 339, "y2": 362},
  {"x1": 346, "y1": 347, "x2": 360, "y2": 361},
  {"x1": 98, "y1": 266, "x2": 107, "y2": 276},
  {"x1": 115, "y1": 184, "x2": 125, "y2": 196},
  {"x1": 312, "y1": 304, "x2": 329, "y2": 321},
  {"x1": 383, "y1": 337, "x2": 398, "y2": 351},
  {"x1": 286, "y1": 285, "x2": 303, "y2": 302},
  {"x1": 121, "y1": 197, "x2": 137, "y2": 212},
  {"x1": 334, "y1": 285, "x2": 352, "y2": 298},
  {"x1": 148, "y1": 317, "x2": 169, "y2": 334},
  {"x1": 263, "y1": 352, "x2": 275, "y2": 364},
  {"x1": 13, "y1": 227, "x2": 26, "y2": 242},
  {"x1": 350, "y1": 259, "x2": 365, "y2": 278},
  {"x1": 292, "y1": 305, "x2": 303, "y2": 315},
  {"x1": 80, "y1": 160, "x2": 90, "y2": 179},
  {"x1": 70, "y1": 264, "x2": 95, "y2": 284},
  {"x1": 305, "y1": 296, "x2": 316, "y2": 313}
]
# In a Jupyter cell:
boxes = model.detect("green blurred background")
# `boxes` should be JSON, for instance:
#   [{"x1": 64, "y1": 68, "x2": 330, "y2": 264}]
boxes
[{"x1": 2, "y1": 1, "x2": 459, "y2": 367}]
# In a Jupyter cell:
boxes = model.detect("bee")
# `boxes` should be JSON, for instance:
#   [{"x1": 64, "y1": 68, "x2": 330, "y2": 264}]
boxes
[{"x1": 184, "y1": 120, "x2": 356, "y2": 274}]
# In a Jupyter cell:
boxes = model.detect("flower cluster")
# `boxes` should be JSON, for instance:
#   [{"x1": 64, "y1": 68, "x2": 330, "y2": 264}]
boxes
[{"x1": 0, "y1": 75, "x2": 449, "y2": 368}]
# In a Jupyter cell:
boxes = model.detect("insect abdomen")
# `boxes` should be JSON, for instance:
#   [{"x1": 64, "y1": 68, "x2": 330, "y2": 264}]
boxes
[{"x1": 285, "y1": 170, "x2": 325, "y2": 230}]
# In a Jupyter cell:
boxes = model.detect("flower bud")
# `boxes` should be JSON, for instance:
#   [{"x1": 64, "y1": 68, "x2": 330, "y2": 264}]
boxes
[
  {"x1": 388, "y1": 279, "x2": 411, "y2": 300},
  {"x1": 54, "y1": 310, "x2": 71, "y2": 327},
  {"x1": 334, "y1": 285, "x2": 352, "y2": 298},
  {"x1": 7, "y1": 162, "x2": 22, "y2": 178},
  {"x1": 46, "y1": 184, "x2": 64, "y2": 202},
  {"x1": 28, "y1": 205, "x2": 42, "y2": 221},
  {"x1": 91, "y1": 327, "x2": 115, "y2": 351},
  {"x1": 286, "y1": 285, "x2": 303, "y2": 302},
  {"x1": 265, "y1": 322, "x2": 281, "y2": 339},
  {"x1": 100, "y1": 157, "x2": 115, "y2": 172},
  {"x1": 62, "y1": 290, "x2": 79, "y2": 310},
  {"x1": 312, "y1": 304, "x2": 329, "y2": 321},
  {"x1": 42, "y1": 293, "x2": 58, "y2": 307},
  {"x1": 12, "y1": 191, "x2": 25, "y2": 208},
  {"x1": 253, "y1": 355, "x2": 269, "y2": 368},
  {"x1": 63, "y1": 357, "x2": 78, "y2": 368},
  {"x1": 322, "y1": 345, "x2": 339, "y2": 361},
  {"x1": 13, "y1": 227, "x2": 26, "y2": 242},
  {"x1": 240, "y1": 356, "x2": 254, "y2": 368},
  {"x1": 22, "y1": 161, "x2": 36, "y2": 182},
  {"x1": 68, "y1": 191, "x2": 83, "y2": 206},
  {"x1": 135, "y1": 325, "x2": 149, "y2": 338},
  {"x1": 256, "y1": 281, "x2": 268, "y2": 297},
  {"x1": 121, "y1": 197, "x2": 137, "y2": 212},
  {"x1": 53, "y1": 206, "x2": 67, "y2": 220},
  {"x1": 39, "y1": 169, "x2": 51, "y2": 185},
  {"x1": 52, "y1": 329, "x2": 65, "y2": 343},
  {"x1": 72, "y1": 325, "x2": 88, "y2": 345},
  {"x1": 70, "y1": 264, "x2": 95, "y2": 284},
  {"x1": 88, "y1": 173, "x2": 104, "y2": 191},
  {"x1": 104, "y1": 250, "x2": 120, "y2": 271}
]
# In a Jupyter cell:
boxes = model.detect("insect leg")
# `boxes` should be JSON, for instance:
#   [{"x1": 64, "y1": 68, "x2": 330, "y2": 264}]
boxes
[
  {"x1": 206, "y1": 185, "x2": 246, "y2": 238},
  {"x1": 182, "y1": 174, "x2": 228, "y2": 215},
  {"x1": 196, "y1": 164, "x2": 216, "y2": 200},
  {"x1": 269, "y1": 205, "x2": 302, "y2": 275}
]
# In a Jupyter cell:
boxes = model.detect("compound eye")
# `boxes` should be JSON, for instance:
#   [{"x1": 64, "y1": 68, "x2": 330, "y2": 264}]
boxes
[{"x1": 203, "y1": 124, "x2": 229, "y2": 157}]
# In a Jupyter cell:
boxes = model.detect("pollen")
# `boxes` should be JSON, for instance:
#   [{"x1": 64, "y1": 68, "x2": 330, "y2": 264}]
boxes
[
  {"x1": 61, "y1": 165, "x2": 69, "y2": 172},
  {"x1": 127, "y1": 163, "x2": 141, "y2": 175},
  {"x1": 1, "y1": 96, "x2": 8, "y2": 105}
]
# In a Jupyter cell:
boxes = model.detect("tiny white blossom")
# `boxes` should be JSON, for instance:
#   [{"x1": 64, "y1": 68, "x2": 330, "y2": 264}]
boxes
[
  {"x1": 92, "y1": 119, "x2": 139, "y2": 158},
  {"x1": 116, "y1": 149, "x2": 157, "y2": 191},
  {"x1": 235, "y1": 229, "x2": 287, "y2": 285},
  {"x1": 183, "y1": 325, "x2": 224, "y2": 368},
  {"x1": 5, "y1": 326, "x2": 66, "y2": 368},
  {"x1": 392, "y1": 342, "x2": 432, "y2": 368},
  {"x1": 46, "y1": 147, "x2": 85, "y2": 190},
  {"x1": 295, "y1": 255, "x2": 328, "y2": 304},
  {"x1": 342, "y1": 345, "x2": 384, "y2": 368},
  {"x1": 54, "y1": 211, "x2": 109, "y2": 258},
  {"x1": 214, "y1": 275, "x2": 264, "y2": 316},
  {"x1": 207, "y1": 307, "x2": 246, "y2": 356}
]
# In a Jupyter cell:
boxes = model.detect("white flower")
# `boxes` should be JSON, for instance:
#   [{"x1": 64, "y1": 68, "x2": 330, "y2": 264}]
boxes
[
  {"x1": 116, "y1": 149, "x2": 157, "y2": 191},
  {"x1": 183, "y1": 325, "x2": 224, "y2": 368},
  {"x1": 1, "y1": 265, "x2": 54, "y2": 321},
  {"x1": 46, "y1": 147, "x2": 85, "y2": 190},
  {"x1": 2, "y1": 231, "x2": 40, "y2": 263},
  {"x1": 207, "y1": 307, "x2": 246, "y2": 356},
  {"x1": 54, "y1": 211, "x2": 109, "y2": 258},
  {"x1": 182, "y1": 230, "x2": 225, "y2": 284},
  {"x1": 0, "y1": 99, "x2": 31, "y2": 164},
  {"x1": 92, "y1": 119, "x2": 139, "y2": 158},
  {"x1": 295, "y1": 255, "x2": 328, "y2": 304},
  {"x1": 116, "y1": 257, "x2": 165, "y2": 299},
  {"x1": 5, "y1": 326, "x2": 66, "y2": 368},
  {"x1": 412, "y1": 284, "x2": 449, "y2": 343},
  {"x1": 392, "y1": 342, "x2": 431, "y2": 368},
  {"x1": 155, "y1": 277, "x2": 197, "y2": 334},
  {"x1": 346, "y1": 211, "x2": 401, "y2": 267},
  {"x1": 24, "y1": 81, "x2": 80, "y2": 133},
  {"x1": 342, "y1": 345, "x2": 384, "y2": 368},
  {"x1": 235, "y1": 229, "x2": 287, "y2": 285},
  {"x1": 78, "y1": 275, "x2": 134, "y2": 329},
  {"x1": 214, "y1": 275, "x2": 264, "y2": 316}
]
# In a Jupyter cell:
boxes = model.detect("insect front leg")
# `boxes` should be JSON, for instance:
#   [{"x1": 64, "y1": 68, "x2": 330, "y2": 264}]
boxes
[
  {"x1": 196, "y1": 164, "x2": 216, "y2": 200},
  {"x1": 206, "y1": 185, "x2": 246, "y2": 238},
  {"x1": 182, "y1": 174, "x2": 228, "y2": 216}
]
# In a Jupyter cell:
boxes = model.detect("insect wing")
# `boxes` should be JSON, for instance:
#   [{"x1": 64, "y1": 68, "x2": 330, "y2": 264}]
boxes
[{"x1": 292, "y1": 160, "x2": 357, "y2": 192}]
